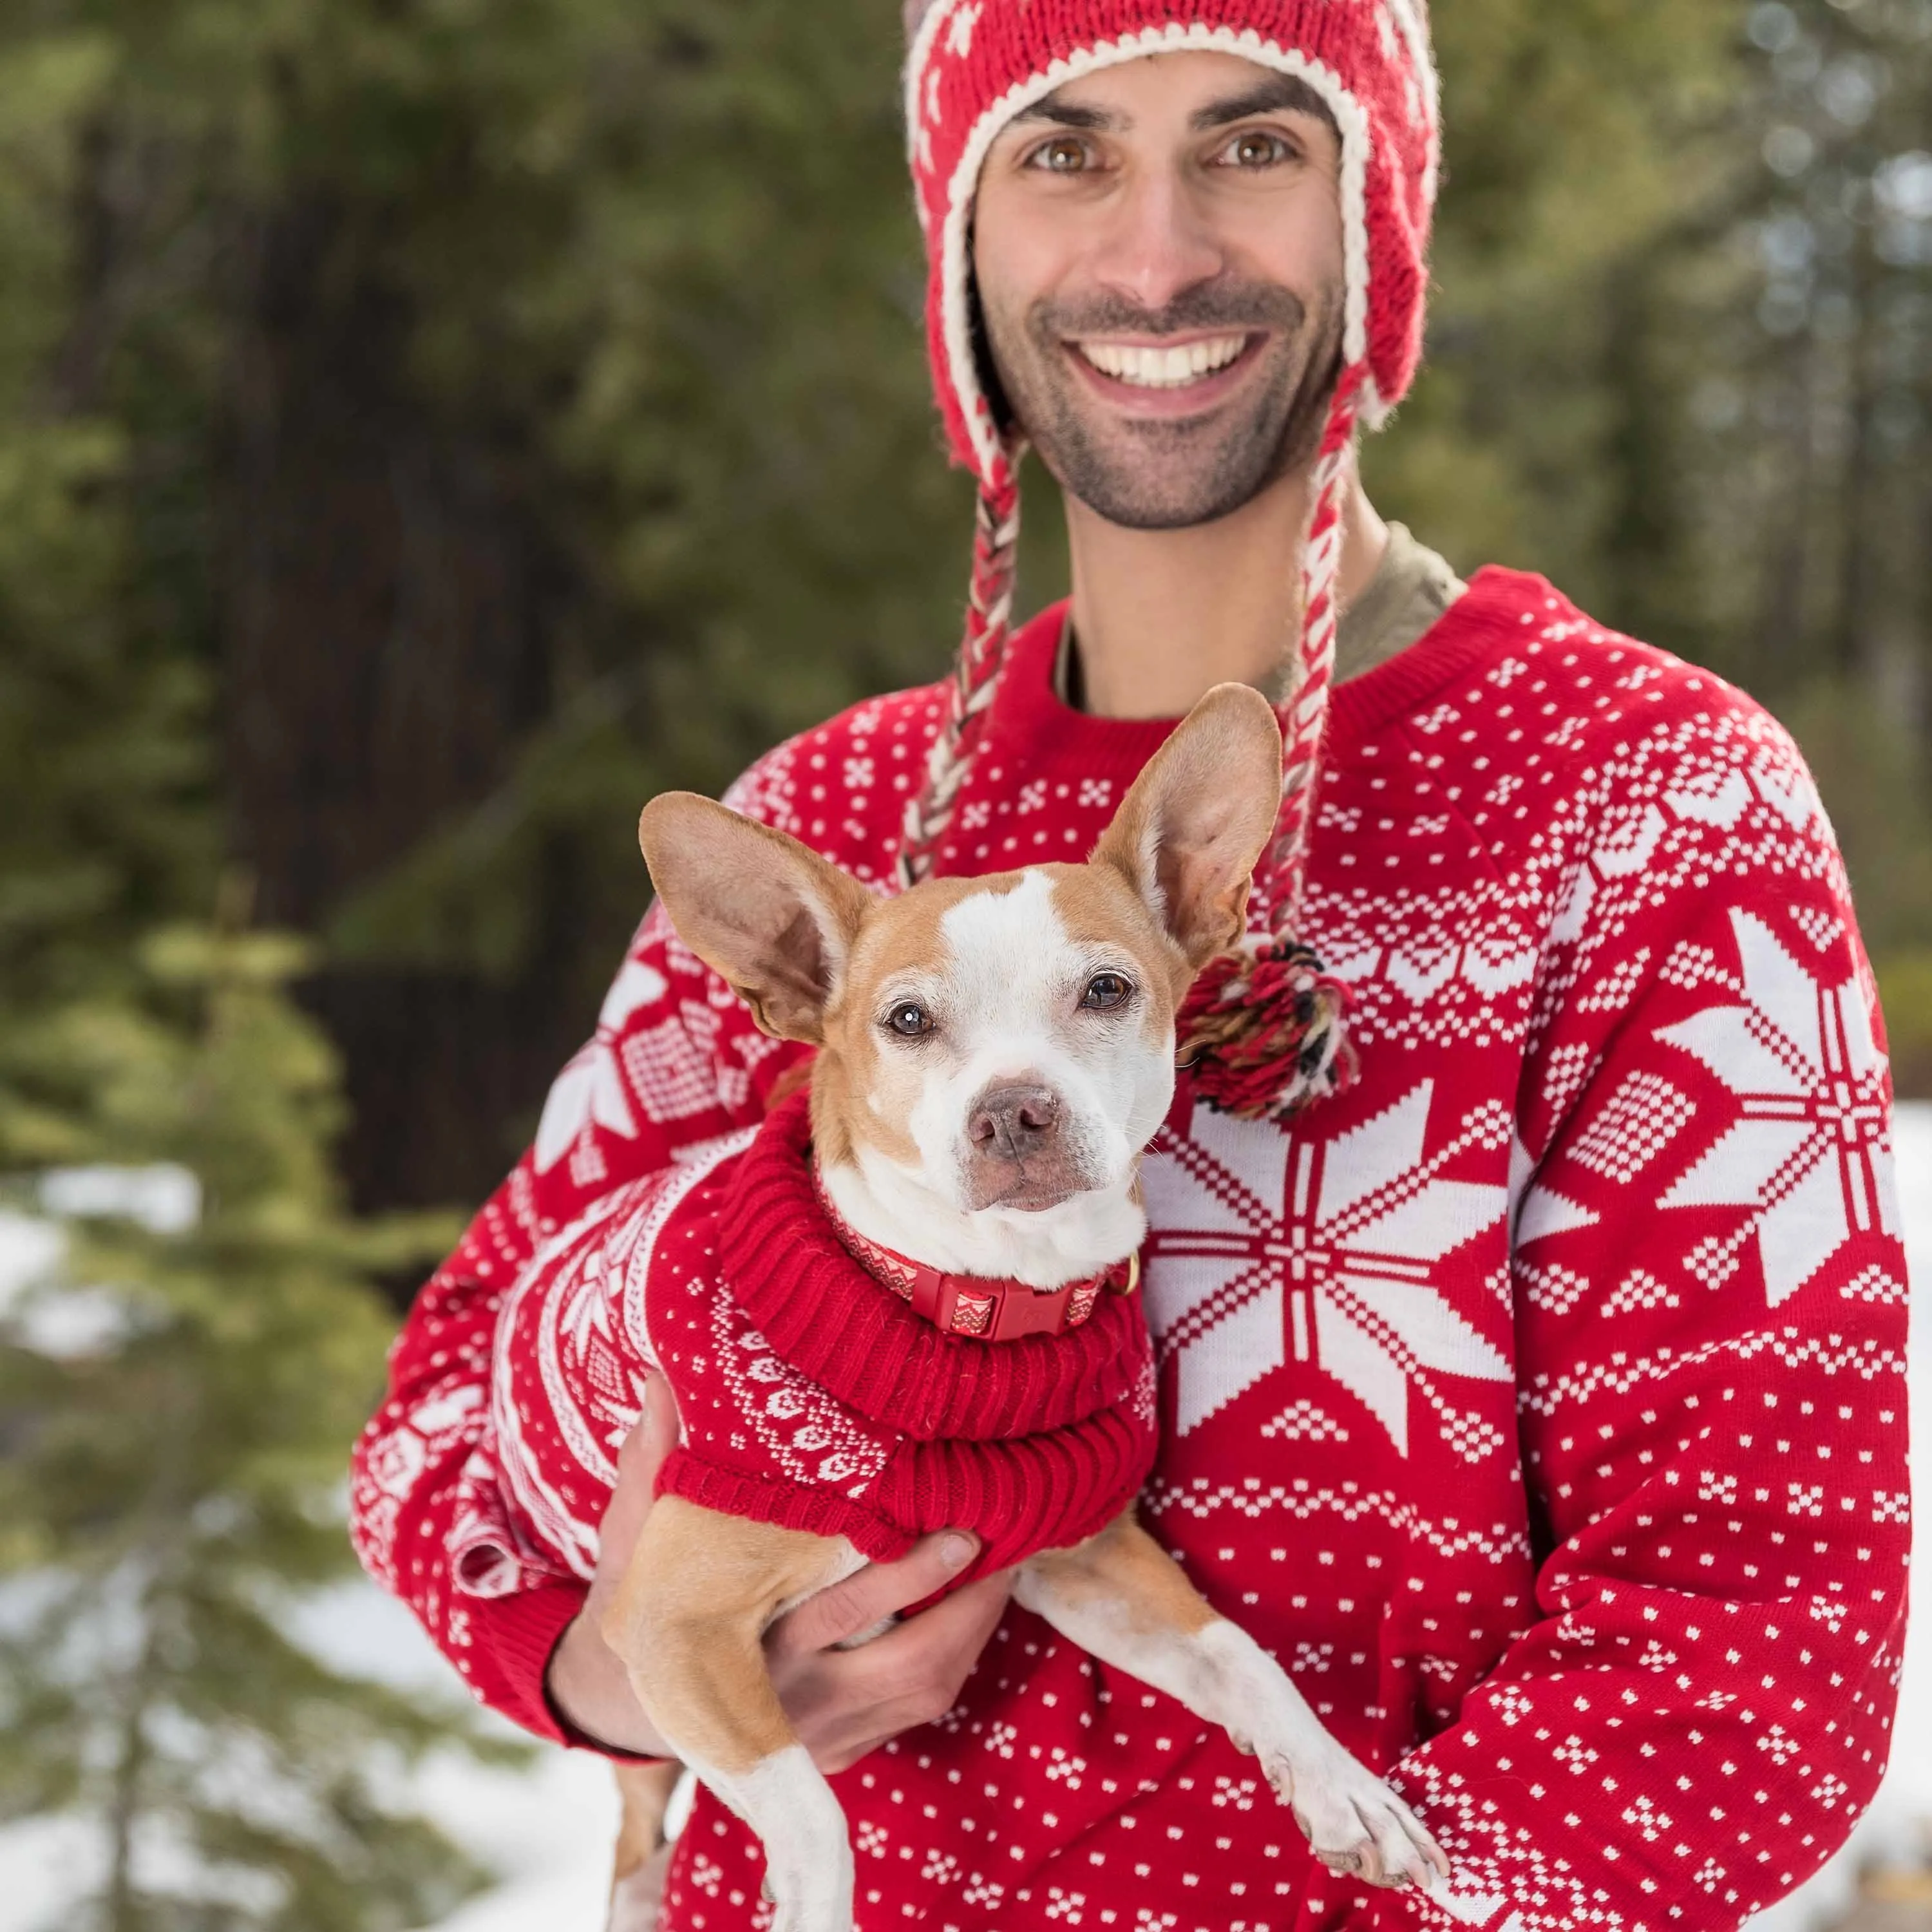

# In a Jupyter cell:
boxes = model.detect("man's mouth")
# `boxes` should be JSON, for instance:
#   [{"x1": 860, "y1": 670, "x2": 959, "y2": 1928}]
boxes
[{"x1": 1071, "y1": 331, "x2": 1253, "y2": 391}]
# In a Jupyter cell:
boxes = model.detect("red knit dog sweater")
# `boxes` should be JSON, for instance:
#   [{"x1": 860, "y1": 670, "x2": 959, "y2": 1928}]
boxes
[{"x1": 483, "y1": 1092, "x2": 1159, "y2": 1589}]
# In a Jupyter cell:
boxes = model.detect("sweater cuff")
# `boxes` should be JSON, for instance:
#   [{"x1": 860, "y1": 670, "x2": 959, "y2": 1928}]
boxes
[
  {"x1": 464, "y1": 1580, "x2": 582, "y2": 1744},
  {"x1": 466, "y1": 1579, "x2": 677, "y2": 1763}
]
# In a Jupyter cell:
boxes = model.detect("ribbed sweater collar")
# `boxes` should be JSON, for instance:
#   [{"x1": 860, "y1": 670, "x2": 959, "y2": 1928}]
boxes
[{"x1": 714, "y1": 1095, "x2": 1148, "y2": 1446}]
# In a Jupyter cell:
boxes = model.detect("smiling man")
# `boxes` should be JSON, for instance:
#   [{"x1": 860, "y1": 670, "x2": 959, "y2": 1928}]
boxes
[{"x1": 351, "y1": 6, "x2": 1910, "y2": 1931}]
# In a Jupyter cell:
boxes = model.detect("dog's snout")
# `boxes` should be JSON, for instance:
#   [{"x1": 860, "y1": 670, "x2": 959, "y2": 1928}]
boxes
[
  {"x1": 958, "y1": 1075, "x2": 1099, "y2": 1213},
  {"x1": 969, "y1": 1084, "x2": 1061, "y2": 1160}
]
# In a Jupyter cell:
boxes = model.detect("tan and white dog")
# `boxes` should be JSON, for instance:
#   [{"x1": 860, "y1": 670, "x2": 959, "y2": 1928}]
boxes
[{"x1": 609, "y1": 685, "x2": 1447, "y2": 1930}]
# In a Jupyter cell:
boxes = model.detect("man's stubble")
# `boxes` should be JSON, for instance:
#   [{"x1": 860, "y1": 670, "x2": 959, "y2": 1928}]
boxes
[{"x1": 976, "y1": 274, "x2": 1346, "y2": 531}]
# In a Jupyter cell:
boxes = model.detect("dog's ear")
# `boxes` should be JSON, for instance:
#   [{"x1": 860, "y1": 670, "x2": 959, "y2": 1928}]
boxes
[
  {"x1": 638, "y1": 795, "x2": 875, "y2": 1045},
  {"x1": 1091, "y1": 683, "x2": 1283, "y2": 972}
]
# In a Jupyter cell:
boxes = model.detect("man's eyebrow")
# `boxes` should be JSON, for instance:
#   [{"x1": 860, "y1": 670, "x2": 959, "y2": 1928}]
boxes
[
  {"x1": 1190, "y1": 75, "x2": 1338, "y2": 133},
  {"x1": 1002, "y1": 77, "x2": 1338, "y2": 136},
  {"x1": 1007, "y1": 91, "x2": 1121, "y2": 132}
]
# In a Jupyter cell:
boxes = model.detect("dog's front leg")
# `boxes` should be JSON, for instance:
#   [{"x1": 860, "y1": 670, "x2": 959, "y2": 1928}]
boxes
[
  {"x1": 1016, "y1": 1510, "x2": 1449, "y2": 1891},
  {"x1": 603, "y1": 1497, "x2": 863, "y2": 1932}
]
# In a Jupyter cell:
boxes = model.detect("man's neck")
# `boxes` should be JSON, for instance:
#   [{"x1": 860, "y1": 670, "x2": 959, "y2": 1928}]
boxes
[{"x1": 1063, "y1": 460, "x2": 1389, "y2": 721}]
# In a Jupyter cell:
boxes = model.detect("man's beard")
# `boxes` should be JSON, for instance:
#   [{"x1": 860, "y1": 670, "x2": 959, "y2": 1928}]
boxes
[{"x1": 979, "y1": 278, "x2": 1344, "y2": 531}]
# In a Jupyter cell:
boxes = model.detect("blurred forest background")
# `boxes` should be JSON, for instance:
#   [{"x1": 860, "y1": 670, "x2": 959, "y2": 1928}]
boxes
[{"x1": 1, "y1": 0, "x2": 1929, "y2": 1925}]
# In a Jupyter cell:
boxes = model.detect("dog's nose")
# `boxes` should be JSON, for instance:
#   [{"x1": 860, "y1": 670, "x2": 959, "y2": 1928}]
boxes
[{"x1": 969, "y1": 1084, "x2": 1061, "y2": 1160}]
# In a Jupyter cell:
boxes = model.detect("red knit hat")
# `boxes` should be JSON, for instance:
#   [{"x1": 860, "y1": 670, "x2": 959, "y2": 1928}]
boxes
[{"x1": 897, "y1": 0, "x2": 1441, "y2": 1120}]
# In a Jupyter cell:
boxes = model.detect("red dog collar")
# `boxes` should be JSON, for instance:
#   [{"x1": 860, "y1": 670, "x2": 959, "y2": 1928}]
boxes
[{"x1": 814, "y1": 1170, "x2": 1139, "y2": 1342}]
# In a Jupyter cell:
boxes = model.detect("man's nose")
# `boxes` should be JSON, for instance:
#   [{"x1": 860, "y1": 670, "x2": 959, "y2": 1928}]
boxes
[
  {"x1": 969, "y1": 1084, "x2": 1062, "y2": 1160},
  {"x1": 1085, "y1": 169, "x2": 1225, "y2": 316}
]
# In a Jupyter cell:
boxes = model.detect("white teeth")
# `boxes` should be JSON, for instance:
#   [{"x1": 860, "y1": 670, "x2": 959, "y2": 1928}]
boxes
[{"x1": 1075, "y1": 334, "x2": 1248, "y2": 388}]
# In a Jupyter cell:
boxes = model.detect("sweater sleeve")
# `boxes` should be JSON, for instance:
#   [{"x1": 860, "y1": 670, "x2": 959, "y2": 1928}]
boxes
[
  {"x1": 347, "y1": 777, "x2": 820, "y2": 1742},
  {"x1": 1299, "y1": 682, "x2": 1911, "y2": 1932}
]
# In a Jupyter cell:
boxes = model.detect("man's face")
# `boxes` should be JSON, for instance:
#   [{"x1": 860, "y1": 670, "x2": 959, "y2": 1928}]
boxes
[{"x1": 973, "y1": 52, "x2": 1347, "y2": 531}]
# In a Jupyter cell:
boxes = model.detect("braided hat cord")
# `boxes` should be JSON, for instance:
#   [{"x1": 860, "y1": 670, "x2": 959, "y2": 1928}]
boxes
[
  {"x1": 1269, "y1": 364, "x2": 1363, "y2": 931},
  {"x1": 896, "y1": 463, "x2": 1024, "y2": 892}
]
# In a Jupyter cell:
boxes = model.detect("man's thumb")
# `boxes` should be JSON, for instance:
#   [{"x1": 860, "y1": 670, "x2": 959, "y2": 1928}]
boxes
[
  {"x1": 591, "y1": 1378, "x2": 681, "y2": 1599},
  {"x1": 620, "y1": 1373, "x2": 680, "y2": 1474}
]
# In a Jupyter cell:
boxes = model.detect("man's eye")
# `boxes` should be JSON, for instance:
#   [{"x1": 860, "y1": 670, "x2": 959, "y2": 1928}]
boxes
[
  {"x1": 1027, "y1": 136, "x2": 1092, "y2": 174},
  {"x1": 1081, "y1": 973, "x2": 1133, "y2": 1012},
  {"x1": 1219, "y1": 129, "x2": 1295, "y2": 169},
  {"x1": 886, "y1": 1002, "x2": 934, "y2": 1038}
]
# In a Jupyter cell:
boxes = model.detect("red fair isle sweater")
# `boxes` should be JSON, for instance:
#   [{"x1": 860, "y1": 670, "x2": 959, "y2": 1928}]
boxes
[{"x1": 351, "y1": 569, "x2": 1911, "y2": 1932}]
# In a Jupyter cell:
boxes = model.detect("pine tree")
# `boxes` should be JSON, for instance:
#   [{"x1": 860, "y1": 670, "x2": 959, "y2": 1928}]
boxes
[
  {"x1": 1675, "y1": 0, "x2": 1932, "y2": 1072},
  {"x1": 0, "y1": 913, "x2": 526, "y2": 1932}
]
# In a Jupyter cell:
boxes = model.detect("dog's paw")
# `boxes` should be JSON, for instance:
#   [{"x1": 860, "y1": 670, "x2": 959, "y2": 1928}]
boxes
[
  {"x1": 757, "y1": 1855, "x2": 856, "y2": 1932},
  {"x1": 608, "y1": 1848, "x2": 669, "y2": 1932},
  {"x1": 1261, "y1": 1747, "x2": 1451, "y2": 1893},
  {"x1": 759, "y1": 1892, "x2": 854, "y2": 1932}
]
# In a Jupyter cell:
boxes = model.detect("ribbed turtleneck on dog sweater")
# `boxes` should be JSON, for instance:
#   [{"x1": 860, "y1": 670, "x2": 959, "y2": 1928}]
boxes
[{"x1": 485, "y1": 1092, "x2": 1159, "y2": 1586}]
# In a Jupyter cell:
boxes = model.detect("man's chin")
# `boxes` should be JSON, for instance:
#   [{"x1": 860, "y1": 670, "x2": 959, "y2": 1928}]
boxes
[
  {"x1": 1052, "y1": 457, "x2": 1282, "y2": 532},
  {"x1": 1072, "y1": 488, "x2": 1250, "y2": 533},
  {"x1": 1030, "y1": 403, "x2": 1293, "y2": 530}
]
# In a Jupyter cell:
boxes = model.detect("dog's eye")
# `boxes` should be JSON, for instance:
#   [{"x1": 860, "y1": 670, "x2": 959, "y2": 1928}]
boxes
[
  {"x1": 1081, "y1": 972, "x2": 1133, "y2": 1012},
  {"x1": 885, "y1": 1001, "x2": 934, "y2": 1038}
]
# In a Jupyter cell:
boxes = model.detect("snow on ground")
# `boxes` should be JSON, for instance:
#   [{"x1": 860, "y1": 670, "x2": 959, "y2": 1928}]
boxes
[
  {"x1": 0, "y1": 1115, "x2": 1925, "y2": 1930},
  {"x1": 293, "y1": 1582, "x2": 627, "y2": 1931}
]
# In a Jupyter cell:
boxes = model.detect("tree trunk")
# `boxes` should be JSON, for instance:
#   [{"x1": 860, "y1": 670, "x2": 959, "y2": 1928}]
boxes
[
  {"x1": 1758, "y1": 327, "x2": 1821, "y2": 693},
  {"x1": 220, "y1": 191, "x2": 591, "y2": 1236},
  {"x1": 1834, "y1": 242, "x2": 1880, "y2": 687}
]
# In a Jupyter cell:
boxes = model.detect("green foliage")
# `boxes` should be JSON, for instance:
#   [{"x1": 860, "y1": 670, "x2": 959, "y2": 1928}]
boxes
[
  {"x1": 1874, "y1": 948, "x2": 1932, "y2": 1098},
  {"x1": 0, "y1": 922, "x2": 509, "y2": 1931},
  {"x1": 364, "y1": 0, "x2": 971, "y2": 986},
  {"x1": 1781, "y1": 679, "x2": 1932, "y2": 958},
  {"x1": 1368, "y1": 0, "x2": 1744, "y2": 624},
  {"x1": 0, "y1": 11, "x2": 213, "y2": 1041},
  {"x1": 165, "y1": 0, "x2": 972, "y2": 993},
  {"x1": 0, "y1": 26, "x2": 514, "y2": 1904}
]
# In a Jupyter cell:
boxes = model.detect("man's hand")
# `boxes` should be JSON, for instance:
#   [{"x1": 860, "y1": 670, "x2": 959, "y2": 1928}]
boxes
[{"x1": 545, "y1": 1374, "x2": 1013, "y2": 1770}]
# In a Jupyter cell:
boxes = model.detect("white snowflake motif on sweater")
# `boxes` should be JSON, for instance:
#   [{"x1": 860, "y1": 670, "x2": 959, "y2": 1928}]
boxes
[
  {"x1": 1141, "y1": 1082, "x2": 1511, "y2": 1455},
  {"x1": 1656, "y1": 908, "x2": 1900, "y2": 1305}
]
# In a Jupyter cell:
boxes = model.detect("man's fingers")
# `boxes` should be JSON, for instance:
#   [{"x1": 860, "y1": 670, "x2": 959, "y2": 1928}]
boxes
[
  {"x1": 797, "y1": 1575, "x2": 1015, "y2": 1772},
  {"x1": 771, "y1": 1530, "x2": 983, "y2": 1657},
  {"x1": 809, "y1": 1572, "x2": 1013, "y2": 1717},
  {"x1": 849, "y1": 1569, "x2": 1013, "y2": 1700}
]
